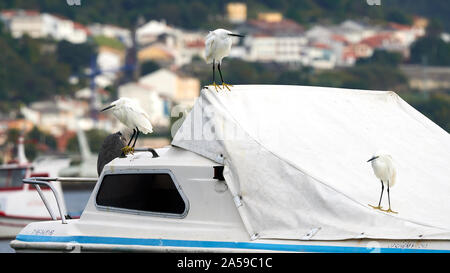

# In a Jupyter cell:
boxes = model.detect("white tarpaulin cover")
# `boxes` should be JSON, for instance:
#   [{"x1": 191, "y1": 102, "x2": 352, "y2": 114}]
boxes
[{"x1": 172, "y1": 85, "x2": 450, "y2": 240}]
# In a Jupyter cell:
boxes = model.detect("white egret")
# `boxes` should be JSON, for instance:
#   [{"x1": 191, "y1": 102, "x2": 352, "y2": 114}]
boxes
[
  {"x1": 205, "y1": 28, "x2": 244, "y2": 91},
  {"x1": 367, "y1": 152, "x2": 398, "y2": 214},
  {"x1": 101, "y1": 97, "x2": 153, "y2": 155}
]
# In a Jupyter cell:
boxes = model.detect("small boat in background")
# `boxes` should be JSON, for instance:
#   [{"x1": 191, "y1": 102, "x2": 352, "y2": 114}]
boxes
[{"x1": 0, "y1": 137, "x2": 65, "y2": 239}]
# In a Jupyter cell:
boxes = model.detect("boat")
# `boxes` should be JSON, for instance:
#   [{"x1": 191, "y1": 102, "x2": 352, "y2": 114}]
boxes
[
  {"x1": 58, "y1": 126, "x2": 98, "y2": 178},
  {"x1": 10, "y1": 85, "x2": 450, "y2": 253},
  {"x1": 0, "y1": 137, "x2": 66, "y2": 239}
]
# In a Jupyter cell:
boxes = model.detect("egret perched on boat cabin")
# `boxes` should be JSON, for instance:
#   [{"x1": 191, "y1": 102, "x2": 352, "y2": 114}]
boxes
[
  {"x1": 100, "y1": 97, "x2": 153, "y2": 155},
  {"x1": 205, "y1": 28, "x2": 245, "y2": 91},
  {"x1": 367, "y1": 152, "x2": 398, "y2": 214}
]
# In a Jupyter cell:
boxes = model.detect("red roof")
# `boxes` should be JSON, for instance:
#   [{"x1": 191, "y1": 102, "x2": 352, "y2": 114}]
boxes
[
  {"x1": 185, "y1": 39, "x2": 205, "y2": 48},
  {"x1": 389, "y1": 22, "x2": 412, "y2": 31},
  {"x1": 360, "y1": 33, "x2": 393, "y2": 48},
  {"x1": 0, "y1": 10, "x2": 16, "y2": 17},
  {"x1": 331, "y1": 34, "x2": 349, "y2": 44},
  {"x1": 1, "y1": 9, "x2": 40, "y2": 17},
  {"x1": 248, "y1": 18, "x2": 304, "y2": 34},
  {"x1": 51, "y1": 14, "x2": 71, "y2": 21},
  {"x1": 312, "y1": 42, "x2": 331, "y2": 50},
  {"x1": 74, "y1": 22, "x2": 91, "y2": 35}
]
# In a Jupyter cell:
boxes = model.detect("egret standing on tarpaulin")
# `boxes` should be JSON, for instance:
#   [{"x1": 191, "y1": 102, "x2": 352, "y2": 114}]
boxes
[
  {"x1": 205, "y1": 28, "x2": 245, "y2": 91},
  {"x1": 367, "y1": 152, "x2": 398, "y2": 214},
  {"x1": 100, "y1": 97, "x2": 153, "y2": 155}
]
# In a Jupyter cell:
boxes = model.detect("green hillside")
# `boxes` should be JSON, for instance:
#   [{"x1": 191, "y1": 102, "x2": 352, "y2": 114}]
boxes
[{"x1": 0, "y1": 0, "x2": 449, "y2": 30}]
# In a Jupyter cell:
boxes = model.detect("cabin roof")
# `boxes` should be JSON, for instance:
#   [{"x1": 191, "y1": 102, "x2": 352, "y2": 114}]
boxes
[{"x1": 106, "y1": 146, "x2": 220, "y2": 169}]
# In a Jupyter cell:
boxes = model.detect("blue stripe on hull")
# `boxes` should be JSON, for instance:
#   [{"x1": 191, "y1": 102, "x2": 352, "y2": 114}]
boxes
[{"x1": 15, "y1": 234, "x2": 450, "y2": 253}]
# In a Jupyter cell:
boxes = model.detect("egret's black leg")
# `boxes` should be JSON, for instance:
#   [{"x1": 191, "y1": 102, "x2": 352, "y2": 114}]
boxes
[
  {"x1": 127, "y1": 129, "x2": 136, "y2": 147},
  {"x1": 218, "y1": 63, "x2": 232, "y2": 91},
  {"x1": 218, "y1": 63, "x2": 224, "y2": 83},
  {"x1": 213, "y1": 60, "x2": 215, "y2": 83},
  {"x1": 369, "y1": 180, "x2": 384, "y2": 210},
  {"x1": 121, "y1": 129, "x2": 136, "y2": 156},
  {"x1": 209, "y1": 59, "x2": 220, "y2": 91},
  {"x1": 378, "y1": 180, "x2": 384, "y2": 208},
  {"x1": 387, "y1": 181, "x2": 391, "y2": 208},
  {"x1": 132, "y1": 128, "x2": 140, "y2": 148},
  {"x1": 384, "y1": 181, "x2": 398, "y2": 214}
]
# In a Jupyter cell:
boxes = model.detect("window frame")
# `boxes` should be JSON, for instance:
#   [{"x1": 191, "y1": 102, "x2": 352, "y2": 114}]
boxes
[
  {"x1": 0, "y1": 167, "x2": 27, "y2": 191},
  {"x1": 94, "y1": 169, "x2": 190, "y2": 219}
]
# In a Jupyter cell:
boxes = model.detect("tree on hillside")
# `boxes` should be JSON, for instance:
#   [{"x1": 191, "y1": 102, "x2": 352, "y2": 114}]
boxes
[
  {"x1": 410, "y1": 37, "x2": 450, "y2": 67},
  {"x1": 407, "y1": 93, "x2": 450, "y2": 133},
  {"x1": 409, "y1": 18, "x2": 450, "y2": 66},
  {"x1": 57, "y1": 40, "x2": 96, "y2": 73},
  {"x1": 356, "y1": 50, "x2": 404, "y2": 67},
  {"x1": 140, "y1": 60, "x2": 160, "y2": 76}
]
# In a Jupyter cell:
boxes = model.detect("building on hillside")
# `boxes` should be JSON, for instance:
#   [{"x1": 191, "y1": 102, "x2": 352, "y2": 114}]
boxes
[
  {"x1": 20, "y1": 98, "x2": 90, "y2": 137},
  {"x1": 226, "y1": 2, "x2": 247, "y2": 24},
  {"x1": 174, "y1": 31, "x2": 206, "y2": 66},
  {"x1": 88, "y1": 23, "x2": 132, "y2": 47},
  {"x1": 136, "y1": 20, "x2": 175, "y2": 45},
  {"x1": 0, "y1": 10, "x2": 90, "y2": 43},
  {"x1": 239, "y1": 17, "x2": 304, "y2": 36},
  {"x1": 332, "y1": 20, "x2": 377, "y2": 44},
  {"x1": 299, "y1": 43, "x2": 337, "y2": 69},
  {"x1": 1, "y1": 10, "x2": 43, "y2": 39},
  {"x1": 138, "y1": 43, "x2": 175, "y2": 65},
  {"x1": 244, "y1": 34, "x2": 308, "y2": 63},
  {"x1": 95, "y1": 46, "x2": 126, "y2": 88},
  {"x1": 139, "y1": 69, "x2": 200, "y2": 108}
]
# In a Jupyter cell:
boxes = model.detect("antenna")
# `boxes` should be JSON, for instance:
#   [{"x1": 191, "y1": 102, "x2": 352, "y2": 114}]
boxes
[{"x1": 75, "y1": 121, "x2": 92, "y2": 161}]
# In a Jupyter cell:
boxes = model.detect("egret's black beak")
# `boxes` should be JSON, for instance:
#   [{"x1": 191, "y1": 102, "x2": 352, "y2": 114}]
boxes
[
  {"x1": 101, "y1": 105, "x2": 115, "y2": 112},
  {"x1": 228, "y1": 33, "x2": 245, "y2": 38},
  {"x1": 367, "y1": 156, "x2": 379, "y2": 163}
]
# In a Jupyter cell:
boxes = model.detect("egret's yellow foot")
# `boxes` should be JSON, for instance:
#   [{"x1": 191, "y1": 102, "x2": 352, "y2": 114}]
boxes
[
  {"x1": 369, "y1": 204, "x2": 383, "y2": 211},
  {"x1": 221, "y1": 82, "x2": 233, "y2": 91},
  {"x1": 381, "y1": 208, "x2": 398, "y2": 214},
  {"x1": 121, "y1": 146, "x2": 135, "y2": 155},
  {"x1": 209, "y1": 82, "x2": 222, "y2": 92}
]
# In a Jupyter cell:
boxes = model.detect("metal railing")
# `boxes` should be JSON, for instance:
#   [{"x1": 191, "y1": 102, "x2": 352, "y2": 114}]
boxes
[
  {"x1": 127, "y1": 148, "x2": 160, "y2": 158},
  {"x1": 22, "y1": 177, "x2": 98, "y2": 224}
]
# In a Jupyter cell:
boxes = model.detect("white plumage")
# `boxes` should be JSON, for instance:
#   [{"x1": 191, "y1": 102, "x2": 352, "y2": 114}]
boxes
[
  {"x1": 370, "y1": 153, "x2": 396, "y2": 187},
  {"x1": 101, "y1": 97, "x2": 153, "y2": 154},
  {"x1": 204, "y1": 28, "x2": 244, "y2": 91},
  {"x1": 108, "y1": 98, "x2": 153, "y2": 134},
  {"x1": 205, "y1": 29, "x2": 233, "y2": 65},
  {"x1": 367, "y1": 152, "x2": 398, "y2": 213}
]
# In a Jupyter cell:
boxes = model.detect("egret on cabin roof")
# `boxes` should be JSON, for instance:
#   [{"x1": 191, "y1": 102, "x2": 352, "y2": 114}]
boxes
[
  {"x1": 205, "y1": 28, "x2": 244, "y2": 92},
  {"x1": 100, "y1": 97, "x2": 153, "y2": 155}
]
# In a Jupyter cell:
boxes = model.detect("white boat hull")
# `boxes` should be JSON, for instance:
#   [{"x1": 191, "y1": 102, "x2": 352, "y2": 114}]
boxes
[
  {"x1": 10, "y1": 147, "x2": 450, "y2": 253},
  {"x1": 10, "y1": 232, "x2": 450, "y2": 253}
]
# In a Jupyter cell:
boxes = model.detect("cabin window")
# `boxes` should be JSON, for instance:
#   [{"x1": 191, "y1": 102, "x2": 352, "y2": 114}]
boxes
[
  {"x1": 0, "y1": 168, "x2": 26, "y2": 189},
  {"x1": 96, "y1": 172, "x2": 187, "y2": 217}
]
